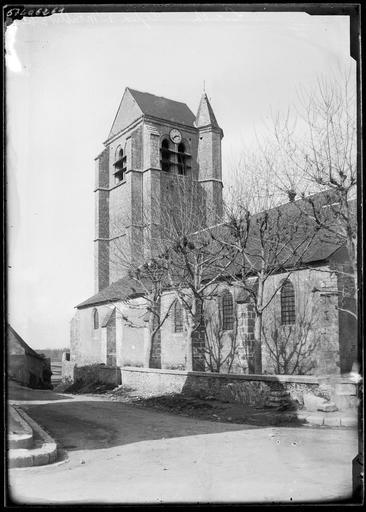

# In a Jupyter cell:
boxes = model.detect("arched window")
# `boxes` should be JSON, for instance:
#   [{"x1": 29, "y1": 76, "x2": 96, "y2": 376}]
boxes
[
  {"x1": 113, "y1": 147, "x2": 127, "y2": 184},
  {"x1": 280, "y1": 280, "x2": 296, "y2": 325},
  {"x1": 221, "y1": 291, "x2": 234, "y2": 330},
  {"x1": 177, "y1": 142, "x2": 186, "y2": 175},
  {"x1": 174, "y1": 300, "x2": 183, "y2": 332},
  {"x1": 161, "y1": 139, "x2": 171, "y2": 172},
  {"x1": 93, "y1": 308, "x2": 99, "y2": 329}
]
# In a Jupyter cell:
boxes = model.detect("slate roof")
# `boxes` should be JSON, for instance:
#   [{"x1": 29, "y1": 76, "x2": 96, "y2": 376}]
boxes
[
  {"x1": 77, "y1": 191, "x2": 354, "y2": 309},
  {"x1": 76, "y1": 275, "x2": 147, "y2": 309},
  {"x1": 128, "y1": 88, "x2": 196, "y2": 127},
  {"x1": 195, "y1": 93, "x2": 221, "y2": 129},
  {"x1": 205, "y1": 190, "x2": 353, "y2": 276}
]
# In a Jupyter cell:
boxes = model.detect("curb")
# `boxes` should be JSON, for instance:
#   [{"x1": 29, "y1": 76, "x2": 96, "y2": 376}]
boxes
[
  {"x1": 8, "y1": 406, "x2": 33, "y2": 449},
  {"x1": 8, "y1": 407, "x2": 58, "y2": 469},
  {"x1": 298, "y1": 410, "x2": 358, "y2": 428}
]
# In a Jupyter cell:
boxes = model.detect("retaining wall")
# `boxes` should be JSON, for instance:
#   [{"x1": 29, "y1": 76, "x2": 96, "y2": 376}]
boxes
[
  {"x1": 61, "y1": 362, "x2": 358, "y2": 410},
  {"x1": 120, "y1": 367, "x2": 329, "y2": 407}
]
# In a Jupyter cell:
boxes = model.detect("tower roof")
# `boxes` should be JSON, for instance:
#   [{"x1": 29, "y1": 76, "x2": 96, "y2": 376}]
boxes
[
  {"x1": 107, "y1": 88, "x2": 196, "y2": 141},
  {"x1": 128, "y1": 88, "x2": 196, "y2": 127},
  {"x1": 195, "y1": 93, "x2": 221, "y2": 129}
]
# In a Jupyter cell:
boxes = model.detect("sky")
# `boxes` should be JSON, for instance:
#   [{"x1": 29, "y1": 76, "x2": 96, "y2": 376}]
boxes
[{"x1": 6, "y1": 10, "x2": 354, "y2": 349}]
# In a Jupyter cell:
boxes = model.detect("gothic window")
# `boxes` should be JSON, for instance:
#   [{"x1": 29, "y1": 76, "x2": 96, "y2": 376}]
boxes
[
  {"x1": 280, "y1": 280, "x2": 296, "y2": 325},
  {"x1": 221, "y1": 290, "x2": 234, "y2": 330},
  {"x1": 174, "y1": 300, "x2": 183, "y2": 332},
  {"x1": 113, "y1": 147, "x2": 127, "y2": 184},
  {"x1": 161, "y1": 139, "x2": 171, "y2": 172},
  {"x1": 177, "y1": 142, "x2": 186, "y2": 175},
  {"x1": 93, "y1": 308, "x2": 99, "y2": 329}
]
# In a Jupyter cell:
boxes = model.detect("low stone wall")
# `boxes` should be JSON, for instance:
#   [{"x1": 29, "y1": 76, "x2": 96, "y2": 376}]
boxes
[
  {"x1": 120, "y1": 367, "x2": 327, "y2": 408},
  {"x1": 121, "y1": 367, "x2": 188, "y2": 396},
  {"x1": 74, "y1": 364, "x2": 121, "y2": 386}
]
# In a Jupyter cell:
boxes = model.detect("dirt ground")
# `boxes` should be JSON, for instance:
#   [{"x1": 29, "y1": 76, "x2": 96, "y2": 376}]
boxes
[
  {"x1": 8, "y1": 382, "x2": 359, "y2": 504},
  {"x1": 54, "y1": 381, "x2": 313, "y2": 428}
]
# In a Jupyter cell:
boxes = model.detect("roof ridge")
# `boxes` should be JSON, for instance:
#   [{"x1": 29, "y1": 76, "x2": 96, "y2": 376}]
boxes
[{"x1": 127, "y1": 87, "x2": 190, "y2": 107}]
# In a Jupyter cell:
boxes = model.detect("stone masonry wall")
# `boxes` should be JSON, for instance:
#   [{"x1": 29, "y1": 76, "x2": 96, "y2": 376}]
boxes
[
  {"x1": 329, "y1": 248, "x2": 357, "y2": 374},
  {"x1": 260, "y1": 267, "x2": 340, "y2": 376},
  {"x1": 120, "y1": 367, "x2": 324, "y2": 408}
]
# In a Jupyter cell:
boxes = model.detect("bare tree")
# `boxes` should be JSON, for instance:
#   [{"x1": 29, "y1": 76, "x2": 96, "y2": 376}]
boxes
[
  {"x1": 199, "y1": 296, "x2": 240, "y2": 373},
  {"x1": 106, "y1": 212, "x2": 174, "y2": 368},
  {"x1": 213, "y1": 166, "x2": 320, "y2": 374},
  {"x1": 127, "y1": 260, "x2": 175, "y2": 368},
  {"x1": 217, "y1": 70, "x2": 357, "y2": 374},
  {"x1": 106, "y1": 175, "x2": 231, "y2": 371},
  {"x1": 271, "y1": 70, "x2": 357, "y2": 302},
  {"x1": 157, "y1": 176, "x2": 233, "y2": 371},
  {"x1": 261, "y1": 296, "x2": 320, "y2": 375}
]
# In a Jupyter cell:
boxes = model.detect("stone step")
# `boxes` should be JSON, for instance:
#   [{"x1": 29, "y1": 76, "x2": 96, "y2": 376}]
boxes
[
  {"x1": 317, "y1": 402, "x2": 338, "y2": 413},
  {"x1": 8, "y1": 406, "x2": 34, "y2": 449},
  {"x1": 8, "y1": 408, "x2": 58, "y2": 468}
]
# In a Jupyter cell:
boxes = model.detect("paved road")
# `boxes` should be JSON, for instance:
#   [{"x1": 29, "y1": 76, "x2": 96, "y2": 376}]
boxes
[{"x1": 8, "y1": 384, "x2": 358, "y2": 504}]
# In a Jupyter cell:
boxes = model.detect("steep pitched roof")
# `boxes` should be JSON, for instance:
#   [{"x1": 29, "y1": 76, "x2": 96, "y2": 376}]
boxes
[
  {"x1": 128, "y1": 88, "x2": 196, "y2": 127},
  {"x1": 7, "y1": 325, "x2": 44, "y2": 360},
  {"x1": 107, "y1": 88, "x2": 196, "y2": 141},
  {"x1": 195, "y1": 93, "x2": 221, "y2": 129}
]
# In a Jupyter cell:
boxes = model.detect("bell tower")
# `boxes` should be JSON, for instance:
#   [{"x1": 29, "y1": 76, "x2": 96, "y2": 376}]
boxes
[{"x1": 94, "y1": 88, "x2": 216, "y2": 292}]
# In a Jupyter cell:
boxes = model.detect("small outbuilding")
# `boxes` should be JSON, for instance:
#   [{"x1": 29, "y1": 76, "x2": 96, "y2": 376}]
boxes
[{"x1": 7, "y1": 325, "x2": 52, "y2": 389}]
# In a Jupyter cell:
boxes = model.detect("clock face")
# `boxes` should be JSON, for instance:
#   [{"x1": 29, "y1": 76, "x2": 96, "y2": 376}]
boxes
[{"x1": 170, "y1": 129, "x2": 182, "y2": 144}]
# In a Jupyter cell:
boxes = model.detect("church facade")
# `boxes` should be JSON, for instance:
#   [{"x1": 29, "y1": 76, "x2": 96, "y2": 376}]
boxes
[{"x1": 67, "y1": 89, "x2": 357, "y2": 378}]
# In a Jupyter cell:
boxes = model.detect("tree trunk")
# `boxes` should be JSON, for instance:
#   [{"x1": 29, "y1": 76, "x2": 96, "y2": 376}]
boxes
[
  {"x1": 185, "y1": 299, "x2": 195, "y2": 372},
  {"x1": 145, "y1": 299, "x2": 161, "y2": 368},
  {"x1": 144, "y1": 313, "x2": 155, "y2": 368},
  {"x1": 252, "y1": 276, "x2": 264, "y2": 375},
  {"x1": 186, "y1": 324, "x2": 193, "y2": 371},
  {"x1": 253, "y1": 312, "x2": 263, "y2": 374}
]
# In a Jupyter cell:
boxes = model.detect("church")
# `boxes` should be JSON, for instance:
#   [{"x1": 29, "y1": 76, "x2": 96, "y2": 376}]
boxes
[{"x1": 66, "y1": 88, "x2": 357, "y2": 379}]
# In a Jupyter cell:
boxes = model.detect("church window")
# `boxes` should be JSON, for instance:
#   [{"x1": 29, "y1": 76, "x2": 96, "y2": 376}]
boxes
[
  {"x1": 161, "y1": 139, "x2": 171, "y2": 172},
  {"x1": 93, "y1": 308, "x2": 99, "y2": 329},
  {"x1": 221, "y1": 291, "x2": 234, "y2": 330},
  {"x1": 177, "y1": 143, "x2": 187, "y2": 175},
  {"x1": 280, "y1": 280, "x2": 296, "y2": 325},
  {"x1": 174, "y1": 300, "x2": 183, "y2": 332},
  {"x1": 113, "y1": 148, "x2": 127, "y2": 184}
]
